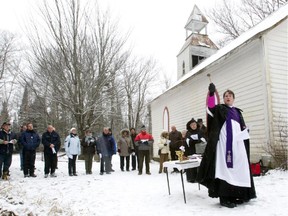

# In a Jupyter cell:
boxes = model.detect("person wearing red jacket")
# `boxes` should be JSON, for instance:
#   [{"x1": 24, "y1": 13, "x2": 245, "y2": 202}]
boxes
[{"x1": 134, "y1": 125, "x2": 154, "y2": 175}]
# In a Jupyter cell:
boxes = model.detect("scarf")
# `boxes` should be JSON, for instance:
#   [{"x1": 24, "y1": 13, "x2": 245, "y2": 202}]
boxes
[{"x1": 225, "y1": 107, "x2": 240, "y2": 168}]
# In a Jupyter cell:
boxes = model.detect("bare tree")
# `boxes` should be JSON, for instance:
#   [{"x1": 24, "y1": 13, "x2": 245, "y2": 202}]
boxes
[
  {"x1": 122, "y1": 57, "x2": 158, "y2": 129},
  {"x1": 208, "y1": 0, "x2": 288, "y2": 46},
  {"x1": 21, "y1": 0, "x2": 130, "y2": 136},
  {"x1": 0, "y1": 30, "x2": 22, "y2": 124},
  {"x1": 0, "y1": 31, "x2": 19, "y2": 80}
]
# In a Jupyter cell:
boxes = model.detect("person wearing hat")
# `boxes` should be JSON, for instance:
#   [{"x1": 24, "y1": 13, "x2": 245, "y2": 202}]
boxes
[
  {"x1": 117, "y1": 129, "x2": 133, "y2": 171},
  {"x1": 64, "y1": 127, "x2": 81, "y2": 176},
  {"x1": 134, "y1": 125, "x2": 154, "y2": 175},
  {"x1": 21, "y1": 123, "x2": 40, "y2": 178},
  {"x1": 0, "y1": 122, "x2": 17, "y2": 180},
  {"x1": 184, "y1": 118, "x2": 204, "y2": 183}
]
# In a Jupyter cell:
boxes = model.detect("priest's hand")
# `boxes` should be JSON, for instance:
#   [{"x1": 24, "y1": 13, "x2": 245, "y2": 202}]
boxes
[{"x1": 209, "y1": 83, "x2": 215, "y2": 96}]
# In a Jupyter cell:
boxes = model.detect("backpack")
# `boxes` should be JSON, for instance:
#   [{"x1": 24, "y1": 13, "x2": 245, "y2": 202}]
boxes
[{"x1": 250, "y1": 160, "x2": 263, "y2": 176}]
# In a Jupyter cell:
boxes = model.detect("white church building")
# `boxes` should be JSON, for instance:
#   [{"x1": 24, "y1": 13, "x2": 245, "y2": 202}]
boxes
[{"x1": 150, "y1": 4, "x2": 288, "y2": 163}]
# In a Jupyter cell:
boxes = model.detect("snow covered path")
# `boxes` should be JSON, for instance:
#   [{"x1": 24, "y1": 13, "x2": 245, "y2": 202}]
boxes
[{"x1": 0, "y1": 153, "x2": 287, "y2": 216}]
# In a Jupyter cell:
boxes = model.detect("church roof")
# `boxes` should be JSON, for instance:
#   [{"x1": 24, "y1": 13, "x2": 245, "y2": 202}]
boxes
[
  {"x1": 152, "y1": 3, "x2": 288, "y2": 101},
  {"x1": 177, "y1": 33, "x2": 218, "y2": 57}
]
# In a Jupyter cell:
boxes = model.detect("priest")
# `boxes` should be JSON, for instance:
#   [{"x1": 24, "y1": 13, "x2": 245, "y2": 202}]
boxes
[{"x1": 197, "y1": 83, "x2": 256, "y2": 208}]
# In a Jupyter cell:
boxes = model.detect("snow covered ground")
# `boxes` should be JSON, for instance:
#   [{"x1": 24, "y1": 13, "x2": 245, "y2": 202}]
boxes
[{"x1": 1, "y1": 153, "x2": 288, "y2": 216}]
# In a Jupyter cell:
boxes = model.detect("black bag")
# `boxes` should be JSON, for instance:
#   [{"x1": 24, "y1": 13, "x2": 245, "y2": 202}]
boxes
[{"x1": 158, "y1": 149, "x2": 161, "y2": 155}]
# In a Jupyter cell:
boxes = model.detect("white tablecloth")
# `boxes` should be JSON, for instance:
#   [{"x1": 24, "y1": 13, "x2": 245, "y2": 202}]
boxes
[{"x1": 163, "y1": 158, "x2": 201, "y2": 171}]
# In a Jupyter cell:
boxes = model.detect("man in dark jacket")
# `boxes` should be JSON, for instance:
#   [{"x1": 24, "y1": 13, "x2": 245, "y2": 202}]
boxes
[
  {"x1": 169, "y1": 125, "x2": 182, "y2": 173},
  {"x1": 96, "y1": 127, "x2": 116, "y2": 175},
  {"x1": 21, "y1": 123, "x2": 40, "y2": 177},
  {"x1": 0, "y1": 122, "x2": 17, "y2": 180},
  {"x1": 42, "y1": 125, "x2": 61, "y2": 178}
]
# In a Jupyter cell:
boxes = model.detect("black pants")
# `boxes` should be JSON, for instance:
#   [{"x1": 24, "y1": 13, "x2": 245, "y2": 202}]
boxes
[
  {"x1": 131, "y1": 152, "x2": 139, "y2": 170},
  {"x1": 120, "y1": 156, "x2": 130, "y2": 171},
  {"x1": 138, "y1": 150, "x2": 150, "y2": 173},
  {"x1": 100, "y1": 156, "x2": 111, "y2": 173},
  {"x1": 68, "y1": 155, "x2": 77, "y2": 175},
  {"x1": 23, "y1": 150, "x2": 36, "y2": 175},
  {"x1": 0, "y1": 153, "x2": 12, "y2": 177},
  {"x1": 44, "y1": 153, "x2": 57, "y2": 174}
]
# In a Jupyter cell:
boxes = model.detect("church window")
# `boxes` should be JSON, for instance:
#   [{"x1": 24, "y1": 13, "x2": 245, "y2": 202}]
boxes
[
  {"x1": 192, "y1": 55, "x2": 205, "y2": 67},
  {"x1": 163, "y1": 107, "x2": 169, "y2": 132}
]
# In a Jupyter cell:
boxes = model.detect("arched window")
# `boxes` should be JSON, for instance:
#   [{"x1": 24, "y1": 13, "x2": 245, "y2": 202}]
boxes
[
  {"x1": 163, "y1": 107, "x2": 170, "y2": 132},
  {"x1": 182, "y1": 61, "x2": 185, "y2": 75}
]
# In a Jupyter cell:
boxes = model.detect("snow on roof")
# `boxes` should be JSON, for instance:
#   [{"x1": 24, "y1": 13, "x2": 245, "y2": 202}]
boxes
[
  {"x1": 177, "y1": 33, "x2": 218, "y2": 56},
  {"x1": 152, "y1": 3, "x2": 288, "y2": 102}
]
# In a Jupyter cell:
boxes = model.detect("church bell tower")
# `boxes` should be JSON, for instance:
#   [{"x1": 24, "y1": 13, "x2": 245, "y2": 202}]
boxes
[{"x1": 176, "y1": 5, "x2": 218, "y2": 80}]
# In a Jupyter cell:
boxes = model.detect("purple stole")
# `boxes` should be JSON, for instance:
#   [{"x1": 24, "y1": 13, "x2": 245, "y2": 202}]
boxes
[{"x1": 226, "y1": 107, "x2": 240, "y2": 168}]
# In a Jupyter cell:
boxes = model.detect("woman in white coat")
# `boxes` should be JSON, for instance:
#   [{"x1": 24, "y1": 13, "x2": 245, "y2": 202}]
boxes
[
  {"x1": 64, "y1": 128, "x2": 81, "y2": 176},
  {"x1": 158, "y1": 131, "x2": 170, "y2": 173}
]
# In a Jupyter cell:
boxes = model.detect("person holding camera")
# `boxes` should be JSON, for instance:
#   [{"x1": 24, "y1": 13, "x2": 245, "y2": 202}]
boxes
[{"x1": 81, "y1": 129, "x2": 97, "y2": 174}]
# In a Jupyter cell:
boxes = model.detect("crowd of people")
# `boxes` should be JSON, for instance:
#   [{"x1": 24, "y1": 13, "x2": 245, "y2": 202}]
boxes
[
  {"x1": 0, "y1": 83, "x2": 256, "y2": 208},
  {"x1": 0, "y1": 122, "x2": 155, "y2": 179}
]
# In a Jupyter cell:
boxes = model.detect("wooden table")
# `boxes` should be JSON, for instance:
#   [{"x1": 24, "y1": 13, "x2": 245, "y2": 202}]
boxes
[{"x1": 163, "y1": 158, "x2": 201, "y2": 203}]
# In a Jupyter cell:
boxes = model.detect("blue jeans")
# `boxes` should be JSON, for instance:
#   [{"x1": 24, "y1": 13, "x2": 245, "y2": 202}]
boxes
[{"x1": 0, "y1": 153, "x2": 12, "y2": 177}]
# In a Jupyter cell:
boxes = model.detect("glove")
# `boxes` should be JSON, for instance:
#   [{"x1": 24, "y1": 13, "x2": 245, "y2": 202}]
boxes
[
  {"x1": 99, "y1": 153, "x2": 102, "y2": 158},
  {"x1": 164, "y1": 144, "x2": 167, "y2": 146},
  {"x1": 208, "y1": 83, "x2": 216, "y2": 96}
]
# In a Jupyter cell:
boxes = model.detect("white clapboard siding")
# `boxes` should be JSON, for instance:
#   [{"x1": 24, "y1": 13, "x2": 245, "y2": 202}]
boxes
[
  {"x1": 264, "y1": 18, "x2": 288, "y2": 145},
  {"x1": 151, "y1": 39, "x2": 268, "y2": 160},
  {"x1": 151, "y1": 8, "x2": 288, "y2": 161}
]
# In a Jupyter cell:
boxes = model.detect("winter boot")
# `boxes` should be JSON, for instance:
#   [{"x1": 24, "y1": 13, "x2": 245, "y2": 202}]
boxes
[{"x1": 2, "y1": 171, "x2": 9, "y2": 180}]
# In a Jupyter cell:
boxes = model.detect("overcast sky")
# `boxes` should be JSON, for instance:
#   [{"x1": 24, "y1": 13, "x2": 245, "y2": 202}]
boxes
[{"x1": 0, "y1": 0, "x2": 227, "y2": 83}]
